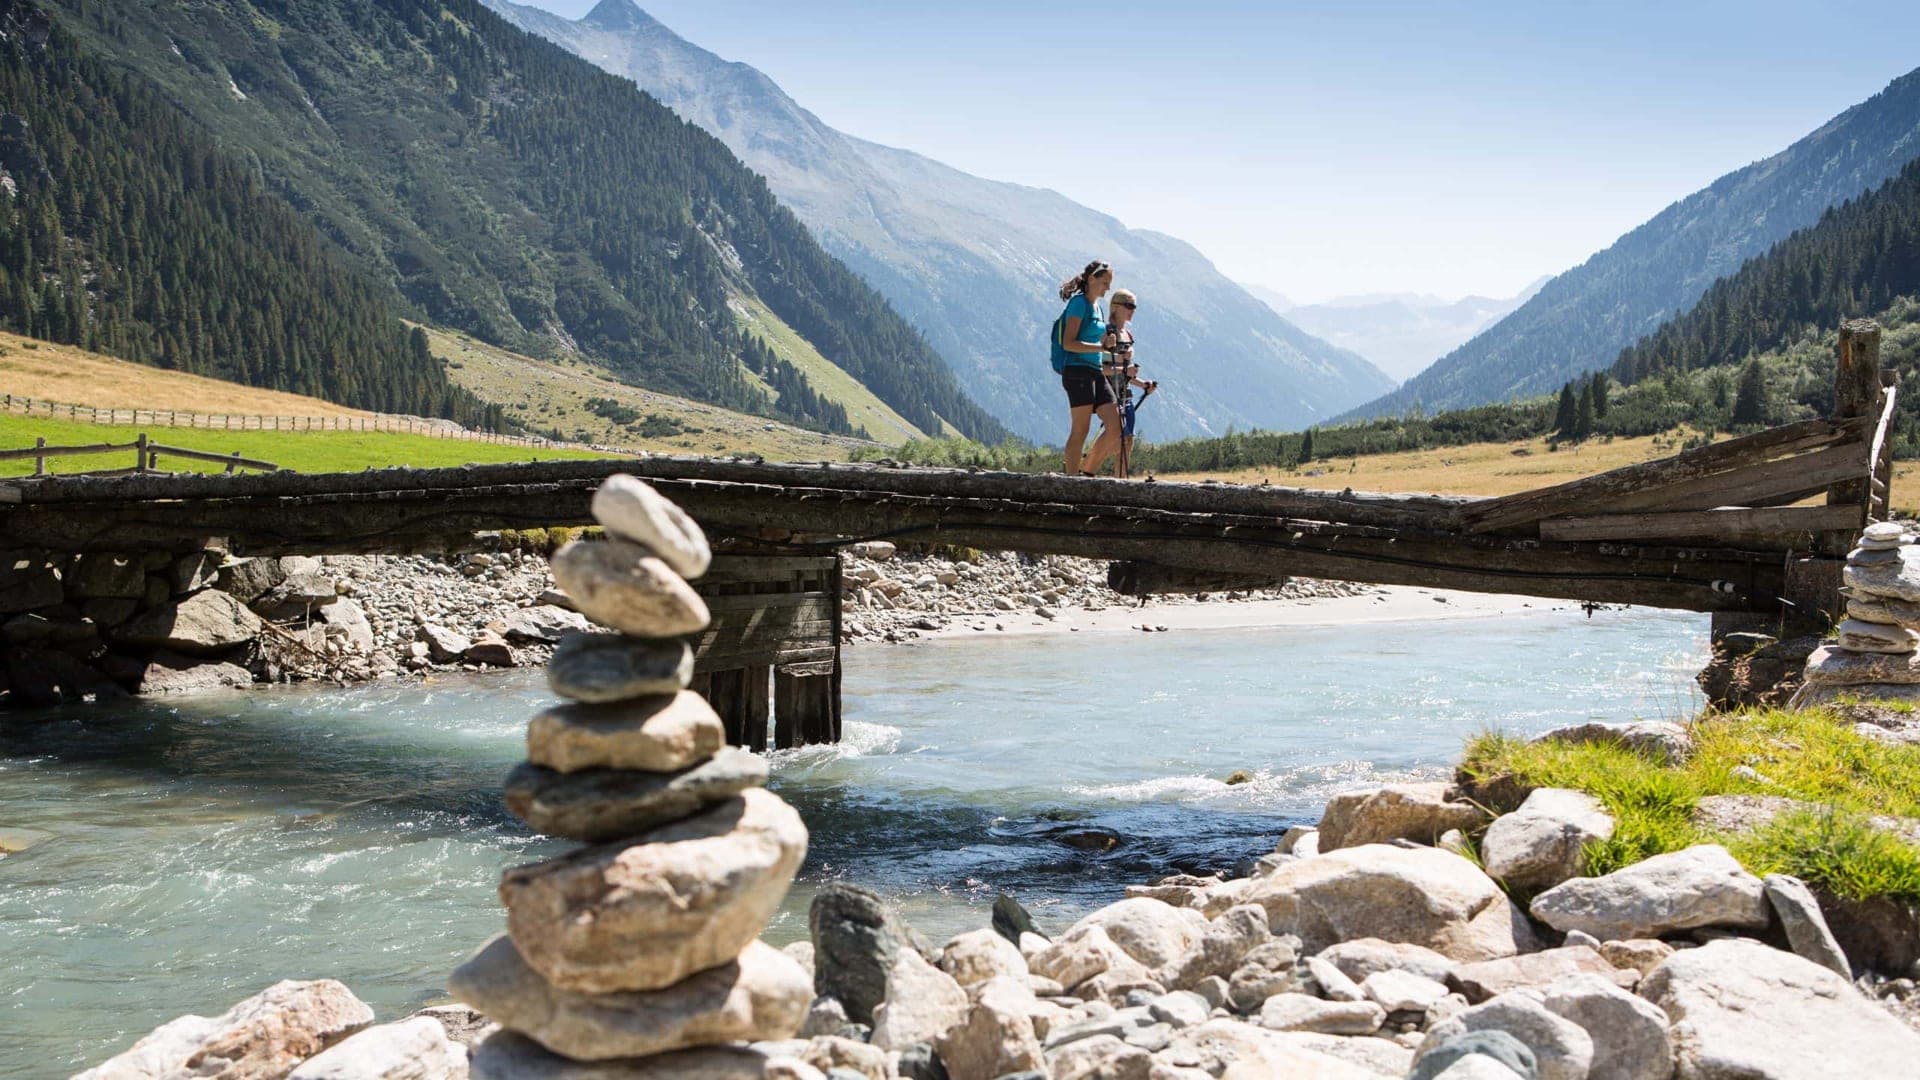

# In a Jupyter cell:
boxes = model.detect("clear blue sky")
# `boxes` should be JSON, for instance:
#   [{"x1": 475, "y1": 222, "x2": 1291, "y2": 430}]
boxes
[{"x1": 524, "y1": 0, "x2": 1916, "y2": 304}]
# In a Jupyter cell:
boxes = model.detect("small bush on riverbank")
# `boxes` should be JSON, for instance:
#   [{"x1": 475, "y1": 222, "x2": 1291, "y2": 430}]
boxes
[{"x1": 1460, "y1": 707, "x2": 1920, "y2": 902}]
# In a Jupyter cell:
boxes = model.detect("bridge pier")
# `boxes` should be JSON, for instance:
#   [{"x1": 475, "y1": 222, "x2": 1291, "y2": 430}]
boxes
[{"x1": 689, "y1": 551, "x2": 842, "y2": 750}]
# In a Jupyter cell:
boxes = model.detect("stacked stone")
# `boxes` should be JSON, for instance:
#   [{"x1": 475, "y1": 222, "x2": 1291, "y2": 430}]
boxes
[
  {"x1": 1799, "y1": 521, "x2": 1920, "y2": 703},
  {"x1": 449, "y1": 475, "x2": 815, "y2": 1078}
]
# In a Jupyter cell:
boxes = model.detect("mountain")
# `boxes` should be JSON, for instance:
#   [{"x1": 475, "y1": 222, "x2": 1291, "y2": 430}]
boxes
[
  {"x1": 1342, "y1": 66, "x2": 1920, "y2": 422},
  {"x1": 482, "y1": 0, "x2": 1393, "y2": 441},
  {"x1": 1257, "y1": 280, "x2": 1547, "y2": 384},
  {"x1": 0, "y1": 1, "x2": 491, "y2": 425},
  {"x1": 45, "y1": 0, "x2": 1004, "y2": 443}
]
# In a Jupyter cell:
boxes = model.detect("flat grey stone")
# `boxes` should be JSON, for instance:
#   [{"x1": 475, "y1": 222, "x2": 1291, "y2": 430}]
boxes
[
  {"x1": 1764, "y1": 873, "x2": 1851, "y2": 978},
  {"x1": 505, "y1": 747, "x2": 768, "y2": 842},
  {"x1": 548, "y1": 632, "x2": 694, "y2": 704}
]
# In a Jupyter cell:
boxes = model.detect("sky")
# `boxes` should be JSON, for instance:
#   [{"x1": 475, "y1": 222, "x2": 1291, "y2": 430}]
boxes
[{"x1": 522, "y1": 0, "x2": 1917, "y2": 305}]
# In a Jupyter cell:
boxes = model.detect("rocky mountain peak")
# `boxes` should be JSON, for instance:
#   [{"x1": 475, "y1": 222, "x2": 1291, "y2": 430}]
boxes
[{"x1": 579, "y1": 0, "x2": 659, "y2": 34}]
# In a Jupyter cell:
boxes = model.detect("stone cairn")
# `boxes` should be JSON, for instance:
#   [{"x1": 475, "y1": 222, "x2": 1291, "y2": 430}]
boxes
[
  {"x1": 1797, "y1": 521, "x2": 1920, "y2": 704},
  {"x1": 449, "y1": 475, "x2": 815, "y2": 1078}
]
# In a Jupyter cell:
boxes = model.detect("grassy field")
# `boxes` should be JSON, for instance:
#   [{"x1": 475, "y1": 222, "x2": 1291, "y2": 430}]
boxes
[
  {"x1": 0, "y1": 413, "x2": 607, "y2": 477},
  {"x1": 426, "y1": 325, "x2": 874, "y2": 461},
  {"x1": 0, "y1": 333, "x2": 370, "y2": 416},
  {"x1": 727, "y1": 293, "x2": 934, "y2": 442}
]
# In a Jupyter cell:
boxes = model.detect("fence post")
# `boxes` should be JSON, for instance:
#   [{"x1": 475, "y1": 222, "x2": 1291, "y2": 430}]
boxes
[
  {"x1": 33, "y1": 436, "x2": 45, "y2": 477},
  {"x1": 227, "y1": 451, "x2": 240, "y2": 475},
  {"x1": 135, "y1": 433, "x2": 148, "y2": 473}
]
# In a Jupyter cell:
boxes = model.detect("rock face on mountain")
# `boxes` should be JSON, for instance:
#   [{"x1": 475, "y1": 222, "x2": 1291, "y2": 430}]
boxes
[
  {"x1": 1263, "y1": 282, "x2": 1546, "y2": 385},
  {"x1": 1343, "y1": 64, "x2": 1920, "y2": 421},
  {"x1": 485, "y1": 0, "x2": 1394, "y2": 441}
]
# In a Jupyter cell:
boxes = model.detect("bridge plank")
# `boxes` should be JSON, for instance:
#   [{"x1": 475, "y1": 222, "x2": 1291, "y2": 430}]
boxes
[{"x1": 1538, "y1": 504, "x2": 1865, "y2": 543}]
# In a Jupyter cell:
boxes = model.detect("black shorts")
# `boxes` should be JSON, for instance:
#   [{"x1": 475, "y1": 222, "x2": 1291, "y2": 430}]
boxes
[{"x1": 1062, "y1": 366, "x2": 1117, "y2": 409}]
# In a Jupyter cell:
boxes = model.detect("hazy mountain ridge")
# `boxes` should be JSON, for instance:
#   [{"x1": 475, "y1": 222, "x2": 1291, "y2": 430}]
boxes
[
  {"x1": 487, "y1": 0, "x2": 1393, "y2": 441},
  {"x1": 1255, "y1": 279, "x2": 1547, "y2": 384},
  {"x1": 1341, "y1": 66, "x2": 1920, "y2": 423}
]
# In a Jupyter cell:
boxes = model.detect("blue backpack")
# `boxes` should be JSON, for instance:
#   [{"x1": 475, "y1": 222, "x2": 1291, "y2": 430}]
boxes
[{"x1": 1049, "y1": 296, "x2": 1098, "y2": 373}]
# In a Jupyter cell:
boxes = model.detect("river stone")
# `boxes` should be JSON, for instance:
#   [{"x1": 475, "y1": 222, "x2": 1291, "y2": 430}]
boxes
[
  {"x1": 1843, "y1": 596, "x2": 1906, "y2": 625},
  {"x1": 132, "y1": 657, "x2": 255, "y2": 694},
  {"x1": 451, "y1": 935, "x2": 808, "y2": 1060},
  {"x1": 419, "y1": 624, "x2": 472, "y2": 662},
  {"x1": 870, "y1": 949, "x2": 970, "y2": 1051},
  {"x1": 464, "y1": 631, "x2": 515, "y2": 668},
  {"x1": 1362, "y1": 968, "x2": 1451, "y2": 1013},
  {"x1": 1275, "y1": 1031, "x2": 1416, "y2": 1076},
  {"x1": 469, "y1": 1030, "x2": 802, "y2": 1080},
  {"x1": 1060, "y1": 897, "x2": 1204, "y2": 979},
  {"x1": 502, "y1": 604, "x2": 593, "y2": 644},
  {"x1": 1230, "y1": 844, "x2": 1531, "y2": 961},
  {"x1": 1846, "y1": 545, "x2": 1903, "y2": 566},
  {"x1": 1801, "y1": 643, "x2": 1920, "y2": 686},
  {"x1": 798, "y1": 1035, "x2": 889, "y2": 1080},
  {"x1": 549, "y1": 633, "x2": 695, "y2": 704},
  {"x1": 1843, "y1": 546, "x2": 1920, "y2": 601},
  {"x1": 1168, "y1": 904, "x2": 1271, "y2": 989},
  {"x1": 1429, "y1": 1058, "x2": 1529, "y2": 1080},
  {"x1": 992, "y1": 892, "x2": 1045, "y2": 944},
  {"x1": 504, "y1": 747, "x2": 768, "y2": 842},
  {"x1": 591, "y1": 475, "x2": 713, "y2": 580},
  {"x1": 1529, "y1": 721, "x2": 1695, "y2": 765},
  {"x1": 1536, "y1": 973, "x2": 1671, "y2": 1080},
  {"x1": 528, "y1": 693, "x2": 725, "y2": 774},
  {"x1": 1033, "y1": 923, "x2": 1153, "y2": 995},
  {"x1": 1164, "y1": 1019, "x2": 1380, "y2": 1079},
  {"x1": 1480, "y1": 788, "x2": 1615, "y2": 892},
  {"x1": 502, "y1": 788, "x2": 808, "y2": 994},
  {"x1": 1835, "y1": 618, "x2": 1920, "y2": 654},
  {"x1": 215, "y1": 557, "x2": 284, "y2": 604},
  {"x1": 1446, "y1": 947, "x2": 1623, "y2": 1003},
  {"x1": 1316, "y1": 782, "x2": 1490, "y2": 851},
  {"x1": 1317, "y1": 938, "x2": 1459, "y2": 985},
  {"x1": 74, "y1": 979, "x2": 374, "y2": 1080},
  {"x1": 1528, "y1": 845, "x2": 1769, "y2": 941},
  {"x1": 809, "y1": 883, "x2": 931, "y2": 1025},
  {"x1": 1416, "y1": 994, "x2": 1593, "y2": 1080},
  {"x1": 1257, "y1": 993, "x2": 1385, "y2": 1035},
  {"x1": 939, "y1": 928, "x2": 1028, "y2": 987},
  {"x1": 287, "y1": 1016, "x2": 464, "y2": 1080},
  {"x1": 1863, "y1": 522, "x2": 1907, "y2": 544},
  {"x1": 319, "y1": 596, "x2": 376, "y2": 653},
  {"x1": 933, "y1": 974, "x2": 1044, "y2": 1080},
  {"x1": 1642, "y1": 938, "x2": 1920, "y2": 1079},
  {"x1": 1408, "y1": 1030, "x2": 1539, "y2": 1080},
  {"x1": 115, "y1": 589, "x2": 263, "y2": 654},
  {"x1": 551, "y1": 538, "x2": 710, "y2": 638},
  {"x1": 1045, "y1": 1034, "x2": 1151, "y2": 1080},
  {"x1": 1762, "y1": 874, "x2": 1851, "y2": 978}
]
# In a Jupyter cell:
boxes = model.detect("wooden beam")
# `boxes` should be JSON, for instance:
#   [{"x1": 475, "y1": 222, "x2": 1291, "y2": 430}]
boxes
[
  {"x1": 739, "y1": 665, "x2": 771, "y2": 753},
  {"x1": 1584, "y1": 442, "x2": 1868, "y2": 516},
  {"x1": 1827, "y1": 320, "x2": 1884, "y2": 553},
  {"x1": 1107, "y1": 561, "x2": 1288, "y2": 596},
  {"x1": 1538, "y1": 504, "x2": 1865, "y2": 543}
]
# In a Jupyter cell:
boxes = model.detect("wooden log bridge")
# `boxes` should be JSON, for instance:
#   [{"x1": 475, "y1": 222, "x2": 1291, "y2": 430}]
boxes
[{"x1": 0, "y1": 321, "x2": 1896, "y2": 742}]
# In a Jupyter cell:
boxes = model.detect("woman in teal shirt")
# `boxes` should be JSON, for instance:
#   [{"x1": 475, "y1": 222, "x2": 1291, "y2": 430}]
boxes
[{"x1": 1054, "y1": 259, "x2": 1122, "y2": 475}]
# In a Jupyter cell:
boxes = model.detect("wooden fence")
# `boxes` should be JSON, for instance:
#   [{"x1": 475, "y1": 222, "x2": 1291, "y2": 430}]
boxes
[
  {"x1": 0, "y1": 432, "x2": 278, "y2": 477},
  {"x1": 0, "y1": 393, "x2": 572, "y2": 449}
]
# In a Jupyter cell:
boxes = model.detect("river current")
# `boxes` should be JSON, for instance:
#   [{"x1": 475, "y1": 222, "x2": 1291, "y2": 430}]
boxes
[{"x1": 0, "y1": 605, "x2": 1705, "y2": 1075}]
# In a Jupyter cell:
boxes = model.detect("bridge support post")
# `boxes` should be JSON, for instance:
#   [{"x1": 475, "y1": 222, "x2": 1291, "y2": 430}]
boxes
[{"x1": 691, "y1": 550, "x2": 842, "y2": 751}]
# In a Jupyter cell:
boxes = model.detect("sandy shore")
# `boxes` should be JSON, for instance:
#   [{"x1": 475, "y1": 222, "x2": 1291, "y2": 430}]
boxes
[{"x1": 889, "y1": 585, "x2": 1584, "y2": 643}]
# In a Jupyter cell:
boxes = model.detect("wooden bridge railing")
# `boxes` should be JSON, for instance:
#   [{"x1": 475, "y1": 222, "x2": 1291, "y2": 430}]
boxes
[{"x1": 0, "y1": 432, "x2": 278, "y2": 477}]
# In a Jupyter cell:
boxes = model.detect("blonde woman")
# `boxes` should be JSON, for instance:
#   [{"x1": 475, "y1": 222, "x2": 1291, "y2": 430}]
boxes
[{"x1": 1049, "y1": 260, "x2": 1122, "y2": 475}]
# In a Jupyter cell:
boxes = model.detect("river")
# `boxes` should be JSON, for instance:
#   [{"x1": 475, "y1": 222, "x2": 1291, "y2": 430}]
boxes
[{"x1": 0, "y1": 604, "x2": 1705, "y2": 1076}]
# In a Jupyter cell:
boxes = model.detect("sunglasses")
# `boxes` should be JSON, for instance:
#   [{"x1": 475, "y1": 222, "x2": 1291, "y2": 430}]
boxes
[{"x1": 1114, "y1": 301, "x2": 1136, "y2": 310}]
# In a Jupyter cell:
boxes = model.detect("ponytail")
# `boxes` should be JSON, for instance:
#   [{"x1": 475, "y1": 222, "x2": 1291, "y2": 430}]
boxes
[{"x1": 1058, "y1": 259, "x2": 1110, "y2": 301}]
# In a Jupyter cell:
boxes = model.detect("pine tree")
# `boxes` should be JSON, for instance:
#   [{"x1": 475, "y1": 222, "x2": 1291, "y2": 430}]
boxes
[
  {"x1": 1552, "y1": 383, "x2": 1578, "y2": 435},
  {"x1": 1731, "y1": 360, "x2": 1767, "y2": 427},
  {"x1": 1297, "y1": 427, "x2": 1315, "y2": 465},
  {"x1": 1571, "y1": 383, "x2": 1595, "y2": 440},
  {"x1": 1589, "y1": 371, "x2": 1609, "y2": 419}
]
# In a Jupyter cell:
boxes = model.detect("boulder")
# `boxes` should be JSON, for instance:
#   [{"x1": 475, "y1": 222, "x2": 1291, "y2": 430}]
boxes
[
  {"x1": 1316, "y1": 782, "x2": 1490, "y2": 851},
  {"x1": 1528, "y1": 845, "x2": 1769, "y2": 941},
  {"x1": 1256, "y1": 993, "x2": 1385, "y2": 1035},
  {"x1": 1447, "y1": 947, "x2": 1626, "y2": 1003},
  {"x1": 1032, "y1": 923, "x2": 1153, "y2": 994},
  {"x1": 115, "y1": 589, "x2": 262, "y2": 654},
  {"x1": 450, "y1": 935, "x2": 808, "y2": 1060},
  {"x1": 1800, "y1": 645, "x2": 1920, "y2": 687},
  {"x1": 318, "y1": 596, "x2": 375, "y2": 653},
  {"x1": 501, "y1": 789, "x2": 807, "y2": 994},
  {"x1": 870, "y1": 949, "x2": 969, "y2": 1051},
  {"x1": 526, "y1": 693, "x2": 726, "y2": 774},
  {"x1": 463, "y1": 632, "x2": 515, "y2": 668},
  {"x1": 1163, "y1": 1019, "x2": 1380, "y2": 1079},
  {"x1": 780, "y1": 942, "x2": 815, "y2": 980},
  {"x1": 408, "y1": 1003, "x2": 495, "y2": 1049},
  {"x1": 548, "y1": 633, "x2": 695, "y2": 704},
  {"x1": 468, "y1": 1030, "x2": 798, "y2": 1080},
  {"x1": 1302, "y1": 956, "x2": 1363, "y2": 1002},
  {"x1": 1231, "y1": 844, "x2": 1532, "y2": 960},
  {"x1": 798, "y1": 1035, "x2": 889, "y2": 1080},
  {"x1": 171, "y1": 551, "x2": 221, "y2": 595},
  {"x1": 591, "y1": 475, "x2": 713, "y2": 580},
  {"x1": 933, "y1": 975, "x2": 1044, "y2": 1080},
  {"x1": 550, "y1": 538, "x2": 710, "y2": 638},
  {"x1": 287, "y1": 1016, "x2": 465, "y2": 1080},
  {"x1": 1408, "y1": 1030, "x2": 1539, "y2": 1080},
  {"x1": 215, "y1": 558, "x2": 285, "y2": 604},
  {"x1": 809, "y1": 883, "x2": 928, "y2": 1025},
  {"x1": 1640, "y1": 938, "x2": 1920, "y2": 1079},
  {"x1": 1429, "y1": 1059, "x2": 1529, "y2": 1080},
  {"x1": 1480, "y1": 788, "x2": 1614, "y2": 892},
  {"x1": 1362, "y1": 968, "x2": 1451, "y2": 1013},
  {"x1": 1275, "y1": 1031, "x2": 1416, "y2": 1076},
  {"x1": 1060, "y1": 897, "x2": 1203, "y2": 979},
  {"x1": 1835, "y1": 618, "x2": 1920, "y2": 654},
  {"x1": 1226, "y1": 939, "x2": 1304, "y2": 1014},
  {"x1": 501, "y1": 604, "x2": 592, "y2": 644},
  {"x1": 417, "y1": 624, "x2": 472, "y2": 663},
  {"x1": 1045, "y1": 1033, "x2": 1151, "y2": 1080},
  {"x1": 1762, "y1": 874, "x2": 1850, "y2": 978},
  {"x1": 74, "y1": 979, "x2": 373, "y2": 1080},
  {"x1": 938, "y1": 928, "x2": 1028, "y2": 987},
  {"x1": 1316, "y1": 938, "x2": 1459, "y2": 986},
  {"x1": 1167, "y1": 904, "x2": 1271, "y2": 989},
  {"x1": 4, "y1": 646, "x2": 125, "y2": 706},
  {"x1": 1416, "y1": 994, "x2": 1594, "y2": 1080},
  {"x1": 1530, "y1": 721, "x2": 1694, "y2": 765},
  {"x1": 131, "y1": 657, "x2": 254, "y2": 695},
  {"x1": 70, "y1": 553, "x2": 149, "y2": 599},
  {"x1": 1537, "y1": 973, "x2": 1671, "y2": 1080},
  {"x1": 0, "y1": 555, "x2": 63, "y2": 613}
]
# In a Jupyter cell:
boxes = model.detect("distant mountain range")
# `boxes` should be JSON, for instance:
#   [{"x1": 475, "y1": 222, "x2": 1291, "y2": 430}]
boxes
[
  {"x1": 1342, "y1": 66, "x2": 1920, "y2": 423},
  {"x1": 1252, "y1": 280, "x2": 1548, "y2": 384},
  {"x1": 484, "y1": 0, "x2": 1393, "y2": 441}
]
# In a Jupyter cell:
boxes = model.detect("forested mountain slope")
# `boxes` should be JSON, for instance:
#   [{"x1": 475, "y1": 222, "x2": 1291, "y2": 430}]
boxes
[
  {"x1": 484, "y1": 0, "x2": 1393, "y2": 441},
  {"x1": 1343, "y1": 66, "x2": 1920, "y2": 422},
  {"x1": 0, "y1": 2, "x2": 493, "y2": 424},
  {"x1": 47, "y1": 0, "x2": 1003, "y2": 441}
]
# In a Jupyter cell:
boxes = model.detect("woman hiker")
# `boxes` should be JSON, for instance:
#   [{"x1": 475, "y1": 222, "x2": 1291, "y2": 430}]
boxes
[
  {"x1": 1052, "y1": 259, "x2": 1123, "y2": 475},
  {"x1": 1089, "y1": 288, "x2": 1156, "y2": 478}
]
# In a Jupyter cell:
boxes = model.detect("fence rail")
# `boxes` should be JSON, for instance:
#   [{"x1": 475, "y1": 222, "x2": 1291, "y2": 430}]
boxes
[
  {"x1": 3, "y1": 433, "x2": 278, "y2": 477},
  {"x1": 0, "y1": 392, "x2": 573, "y2": 450}
]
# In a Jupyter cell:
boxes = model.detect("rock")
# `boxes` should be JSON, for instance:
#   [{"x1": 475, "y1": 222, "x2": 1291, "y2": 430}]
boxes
[
  {"x1": 871, "y1": 949, "x2": 969, "y2": 1051},
  {"x1": 468, "y1": 1030, "x2": 795, "y2": 1080},
  {"x1": 1279, "y1": 826, "x2": 1320, "y2": 856},
  {"x1": 1303, "y1": 956, "x2": 1363, "y2": 1001},
  {"x1": 939, "y1": 928, "x2": 1028, "y2": 987},
  {"x1": 1530, "y1": 721, "x2": 1694, "y2": 765},
  {"x1": 131, "y1": 656, "x2": 254, "y2": 694},
  {"x1": 1147, "y1": 991, "x2": 1211, "y2": 1029},
  {"x1": 78, "y1": 597, "x2": 138, "y2": 628},
  {"x1": 799, "y1": 1035, "x2": 889, "y2": 1080},
  {"x1": 1527, "y1": 845, "x2": 1769, "y2": 941},
  {"x1": 1429, "y1": 1059, "x2": 1528, "y2": 1080},
  {"x1": 1536, "y1": 973, "x2": 1671, "y2": 1080},
  {"x1": 810, "y1": 884, "x2": 930, "y2": 1025},
  {"x1": 1164, "y1": 1019, "x2": 1380, "y2": 1079},
  {"x1": 1362, "y1": 968, "x2": 1451, "y2": 1013},
  {"x1": 75, "y1": 979, "x2": 374, "y2": 1080},
  {"x1": 1316, "y1": 782, "x2": 1490, "y2": 851},
  {"x1": 319, "y1": 596, "x2": 376, "y2": 653},
  {"x1": 1641, "y1": 938, "x2": 1920, "y2": 1079},
  {"x1": 172, "y1": 551, "x2": 221, "y2": 594},
  {"x1": 70, "y1": 553, "x2": 149, "y2": 599},
  {"x1": 893, "y1": 1042, "x2": 947, "y2": 1080},
  {"x1": 1061, "y1": 897, "x2": 1203, "y2": 979},
  {"x1": 1843, "y1": 545, "x2": 1920, "y2": 601},
  {"x1": 1229, "y1": 844, "x2": 1531, "y2": 961},
  {"x1": 1480, "y1": 788, "x2": 1615, "y2": 892},
  {"x1": 550, "y1": 538, "x2": 710, "y2": 638},
  {"x1": 4, "y1": 646, "x2": 125, "y2": 706},
  {"x1": 1416, "y1": 994, "x2": 1593, "y2": 1080},
  {"x1": 1447, "y1": 947, "x2": 1624, "y2": 1003},
  {"x1": 992, "y1": 893, "x2": 1044, "y2": 944},
  {"x1": 591, "y1": 474, "x2": 713, "y2": 580},
  {"x1": 409, "y1": 1004, "x2": 495, "y2": 1049},
  {"x1": 1801, "y1": 644, "x2": 1920, "y2": 686},
  {"x1": 215, "y1": 558, "x2": 285, "y2": 604},
  {"x1": 1317, "y1": 939, "x2": 1459, "y2": 986},
  {"x1": 419, "y1": 624, "x2": 473, "y2": 662},
  {"x1": 1276, "y1": 1031, "x2": 1416, "y2": 1076},
  {"x1": 527, "y1": 693, "x2": 725, "y2": 774},
  {"x1": 1408, "y1": 1030, "x2": 1539, "y2": 1080},
  {"x1": 504, "y1": 748, "x2": 769, "y2": 842},
  {"x1": 549, "y1": 633, "x2": 695, "y2": 704},
  {"x1": 780, "y1": 942, "x2": 815, "y2": 980},
  {"x1": 1225, "y1": 939, "x2": 1304, "y2": 1013},
  {"x1": 1045, "y1": 1034, "x2": 1151, "y2": 1080},
  {"x1": 463, "y1": 632, "x2": 515, "y2": 668},
  {"x1": 502, "y1": 604, "x2": 593, "y2": 644},
  {"x1": 502, "y1": 789, "x2": 807, "y2": 994},
  {"x1": 451, "y1": 935, "x2": 808, "y2": 1060},
  {"x1": 1257, "y1": 993, "x2": 1385, "y2": 1035},
  {"x1": 797, "y1": 996, "x2": 847, "y2": 1039},
  {"x1": 257, "y1": 571, "x2": 339, "y2": 610},
  {"x1": 1762, "y1": 874, "x2": 1850, "y2": 978},
  {"x1": 933, "y1": 975, "x2": 1044, "y2": 1080},
  {"x1": 115, "y1": 589, "x2": 263, "y2": 654},
  {"x1": 1836, "y1": 618, "x2": 1920, "y2": 653},
  {"x1": 287, "y1": 1016, "x2": 464, "y2": 1080},
  {"x1": 1598, "y1": 939, "x2": 1672, "y2": 976}
]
